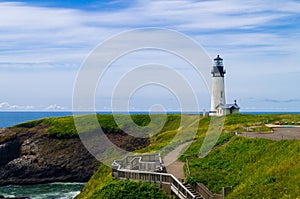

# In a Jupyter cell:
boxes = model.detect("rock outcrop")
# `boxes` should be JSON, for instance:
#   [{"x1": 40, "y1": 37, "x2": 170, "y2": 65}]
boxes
[
  {"x1": 0, "y1": 131, "x2": 20, "y2": 166},
  {"x1": 0, "y1": 127, "x2": 99, "y2": 186},
  {"x1": 0, "y1": 118, "x2": 150, "y2": 186}
]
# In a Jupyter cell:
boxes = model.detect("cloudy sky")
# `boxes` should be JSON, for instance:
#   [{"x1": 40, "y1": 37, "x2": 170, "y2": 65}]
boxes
[{"x1": 0, "y1": 0, "x2": 300, "y2": 112}]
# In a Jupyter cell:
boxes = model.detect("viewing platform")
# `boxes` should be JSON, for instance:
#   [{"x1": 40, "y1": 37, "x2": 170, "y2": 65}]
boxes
[
  {"x1": 112, "y1": 153, "x2": 165, "y2": 172},
  {"x1": 112, "y1": 153, "x2": 204, "y2": 199}
]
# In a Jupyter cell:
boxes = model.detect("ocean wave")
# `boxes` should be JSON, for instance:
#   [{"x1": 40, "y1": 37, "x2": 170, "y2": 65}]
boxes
[{"x1": 0, "y1": 183, "x2": 84, "y2": 199}]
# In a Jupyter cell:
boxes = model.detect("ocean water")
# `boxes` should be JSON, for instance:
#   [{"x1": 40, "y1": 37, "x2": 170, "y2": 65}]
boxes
[
  {"x1": 0, "y1": 182, "x2": 85, "y2": 199},
  {"x1": 0, "y1": 112, "x2": 73, "y2": 128}
]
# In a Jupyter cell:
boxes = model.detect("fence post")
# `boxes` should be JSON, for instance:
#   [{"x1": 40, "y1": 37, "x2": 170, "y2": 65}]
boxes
[
  {"x1": 186, "y1": 158, "x2": 191, "y2": 177},
  {"x1": 222, "y1": 186, "x2": 233, "y2": 199},
  {"x1": 160, "y1": 174, "x2": 162, "y2": 185}
]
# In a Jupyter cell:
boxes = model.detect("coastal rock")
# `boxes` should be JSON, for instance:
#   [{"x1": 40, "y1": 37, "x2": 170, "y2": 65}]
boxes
[
  {"x1": 0, "y1": 120, "x2": 150, "y2": 186},
  {"x1": 0, "y1": 127, "x2": 99, "y2": 186},
  {"x1": 0, "y1": 130, "x2": 20, "y2": 166}
]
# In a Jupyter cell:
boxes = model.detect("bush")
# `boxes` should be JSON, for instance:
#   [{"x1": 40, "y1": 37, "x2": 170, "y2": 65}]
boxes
[{"x1": 91, "y1": 180, "x2": 169, "y2": 199}]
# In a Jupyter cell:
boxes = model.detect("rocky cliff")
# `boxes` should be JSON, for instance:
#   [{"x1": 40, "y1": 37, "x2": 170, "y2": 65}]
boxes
[
  {"x1": 0, "y1": 115, "x2": 150, "y2": 186},
  {"x1": 0, "y1": 131, "x2": 20, "y2": 166},
  {"x1": 0, "y1": 126, "x2": 99, "y2": 186}
]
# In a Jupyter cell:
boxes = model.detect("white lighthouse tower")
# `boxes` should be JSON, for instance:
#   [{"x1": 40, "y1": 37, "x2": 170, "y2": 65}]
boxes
[
  {"x1": 210, "y1": 55, "x2": 239, "y2": 116},
  {"x1": 210, "y1": 55, "x2": 226, "y2": 115}
]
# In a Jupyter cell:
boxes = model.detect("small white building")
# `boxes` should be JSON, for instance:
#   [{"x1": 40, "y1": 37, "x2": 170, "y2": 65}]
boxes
[
  {"x1": 209, "y1": 55, "x2": 240, "y2": 116},
  {"x1": 216, "y1": 101, "x2": 240, "y2": 116}
]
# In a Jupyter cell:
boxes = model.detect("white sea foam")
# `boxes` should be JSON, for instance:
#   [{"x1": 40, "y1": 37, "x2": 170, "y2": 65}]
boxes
[{"x1": 0, "y1": 182, "x2": 84, "y2": 199}]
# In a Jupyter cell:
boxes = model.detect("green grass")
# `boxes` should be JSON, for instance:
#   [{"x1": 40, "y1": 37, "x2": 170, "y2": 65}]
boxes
[
  {"x1": 12, "y1": 113, "x2": 300, "y2": 198},
  {"x1": 76, "y1": 165, "x2": 171, "y2": 199},
  {"x1": 52, "y1": 113, "x2": 300, "y2": 199},
  {"x1": 14, "y1": 113, "x2": 299, "y2": 139},
  {"x1": 135, "y1": 114, "x2": 182, "y2": 153},
  {"x1": 14, "y1": 116, "x2": 78, "y2": 138},
  {"x1": 89, "y1": 180, "x2": 169, "y2": 199},
  {"x1": 13, "y1": 114, "x2": 181, "y2": 139},
  {"x1": 186, "y1": 136, "x2": 300, "y2": 198},
  {"x1": 223, "y1": 114, "x2": 300, "y2": 132},
  {"x1": 46, "y1": 116, "x2": 78, "y2": 138},
  {"x1": 14, "y1": 118, "x2": 46, "y2": 128},
  {"x1": 76, "y1": 164, "x2": 114, "y2": 199},
  {"x1": 179, "y1": 114, "x2": 300, "y2": 198},
  {"x1": 13, "y1": 113, "x2": 300, "y2": 139}
]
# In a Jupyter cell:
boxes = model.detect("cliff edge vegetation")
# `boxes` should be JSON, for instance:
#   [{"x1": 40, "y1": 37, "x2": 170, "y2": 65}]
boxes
[{"x1": 77, "y1": 113, "x2": 300, "y2": 198}]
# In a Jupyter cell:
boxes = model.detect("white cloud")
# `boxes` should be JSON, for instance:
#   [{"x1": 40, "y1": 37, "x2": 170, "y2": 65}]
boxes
[
  {"x1": 46, "y1": 104, "x2": 65, "y2": 110},
  {"x1": 0, "y1": 101, "x2": 66, "y2": 111},
  {"x1": 0, "y1": 102, "x2": 10, "y2": 108},
  {"x1": 0, "y1": 2, "x2": 122, "y2": 70},
  {"x1": 1, "y1": 0, "x2": 299, "y2": 71},
  {"x1": 0, "y1": 101, "x2": 34, "y2": 110}
]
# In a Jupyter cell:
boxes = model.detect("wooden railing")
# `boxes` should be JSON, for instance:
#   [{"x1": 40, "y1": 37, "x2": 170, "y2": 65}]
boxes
[
  {"x1": 113, "y1": 154, "x2": 230, "y2": 199},
  {"x1": 195, "y1": 183, "x2": 215, "y2": 199},
  {"x1": 112, "y1": 169, "x2": 197, "y2": 199},
  {"x1": 112, "y1": 153, "x2": 164, "y2": 172}
]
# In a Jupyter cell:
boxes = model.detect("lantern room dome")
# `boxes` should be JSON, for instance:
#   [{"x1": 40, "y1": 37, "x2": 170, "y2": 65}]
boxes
[{"x1": 214, "y1": 55, "x2": 223, "y2": 61}]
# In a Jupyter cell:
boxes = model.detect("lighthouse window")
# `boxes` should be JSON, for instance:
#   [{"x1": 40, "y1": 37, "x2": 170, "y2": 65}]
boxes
[{"x1": 221, "y1": 91, "x2": 223, "y2": 98}]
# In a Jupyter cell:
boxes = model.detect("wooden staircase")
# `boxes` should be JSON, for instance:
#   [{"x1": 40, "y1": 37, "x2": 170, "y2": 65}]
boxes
[
  {"x1": 112, "y1": 153, "x2": 210, "y2": 199},
  {"x1": 184, "y1": 183, "x2": 204, "y2": 199}
]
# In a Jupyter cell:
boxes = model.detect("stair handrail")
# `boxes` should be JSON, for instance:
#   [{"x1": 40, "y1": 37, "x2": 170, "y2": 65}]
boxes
[{"x1": 113, "y1": 168, "x2": 197, "y2": 199}]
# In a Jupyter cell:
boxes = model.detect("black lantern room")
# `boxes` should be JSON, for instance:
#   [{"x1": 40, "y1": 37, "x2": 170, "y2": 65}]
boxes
[{"x1": 211, "y1": 55, "x2": 226, "y2": 77}]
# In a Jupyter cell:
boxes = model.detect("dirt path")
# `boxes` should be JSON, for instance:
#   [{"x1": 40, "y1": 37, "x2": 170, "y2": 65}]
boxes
[
  {"x1": 163, "y1": 141, "x2": 192, "y2": 180},
  {"x1": 239, "y1": 127, "x2": 300, "y2": 140}
]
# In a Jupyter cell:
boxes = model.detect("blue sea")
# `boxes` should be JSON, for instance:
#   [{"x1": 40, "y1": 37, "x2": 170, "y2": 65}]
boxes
[{"x1": 0, "y1": 111, "x2": 73, "y2": 128}]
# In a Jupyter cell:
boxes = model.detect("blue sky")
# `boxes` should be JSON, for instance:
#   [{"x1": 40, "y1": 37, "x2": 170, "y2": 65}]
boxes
[{"x1": 0, "y1": 0, "x2": 300, "y2": 111}]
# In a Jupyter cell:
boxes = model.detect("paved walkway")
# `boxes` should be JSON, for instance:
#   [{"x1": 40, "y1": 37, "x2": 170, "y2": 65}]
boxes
[
  {"x1": 239, "y1": 127, "x2": 300, "y2": 140},
  {"x1": 163, "y1": 141, "x2": 192, "y2": 180}
]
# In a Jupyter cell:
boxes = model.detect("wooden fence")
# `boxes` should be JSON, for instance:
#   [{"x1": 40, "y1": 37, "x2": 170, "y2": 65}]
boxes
[{"x1": 112, "y1": 168, "x2": 198, "y2": 199}]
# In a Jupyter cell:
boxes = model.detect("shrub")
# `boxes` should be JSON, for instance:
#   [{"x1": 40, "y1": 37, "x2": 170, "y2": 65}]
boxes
[{"x1": 91, "y1": 180, "x2": 169, "y2": 199}]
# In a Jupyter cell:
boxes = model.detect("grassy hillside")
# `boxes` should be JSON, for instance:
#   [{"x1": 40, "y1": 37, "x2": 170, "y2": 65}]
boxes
[
  {"x1": 185, "y1": 136, "x2": 300, "y2": 198},
  {"x1": 13, "y1": 113, "x2": 300, "y2": 140},
  {"x1": 179, "y1": 114, "x2": 300, "y2": 198},
  {"x1": 76, "y1": 165, "x2": 171, "y2": 199},
  {"x1": 13, "y1": 114, "x2": 178, "y2": 139},
  {"x1": 14, "y1": 114, "x2": 120, "y2": 138},
  {"x1": 75, "y1": 114, "x2": 184, "y2": 198},
  {"x1": 76, "y1": 164, "x2": 113, "y2": 199},
  {"x1": 13, "y1": 113, "x2": 300, "y2": 198},
  {"x1": 77, "y1": 114, "x2": 300, "y2": 198}
]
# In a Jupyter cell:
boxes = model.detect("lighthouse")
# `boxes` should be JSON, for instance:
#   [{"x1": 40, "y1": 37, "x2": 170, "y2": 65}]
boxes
[{"x1": 209, "y1": 55, "x2": 239, "y2": 116}]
